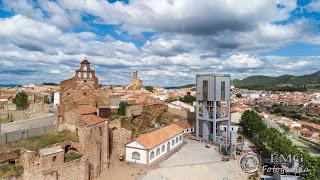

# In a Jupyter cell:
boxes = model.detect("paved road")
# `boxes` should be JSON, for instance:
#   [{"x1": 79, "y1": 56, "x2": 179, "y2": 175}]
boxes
[
  {"x1": 287, "y1": 134, "x2": 320, "y2": 157},
  {"x1": 264, "y1": 118, "x2": 284, "y2": 133},
  {"x1": 264, "y1": 117, "x2": 320, "y2": 156},
  {"x1": 140, "y1": 139, "x2": 248, "y2": 180}
]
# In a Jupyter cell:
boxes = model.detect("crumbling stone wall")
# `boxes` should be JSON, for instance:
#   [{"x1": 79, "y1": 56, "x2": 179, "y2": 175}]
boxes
[
  {"x1": 22, "y1": 150, "x2": 89, "y2": 180},
  {"x1": 125, "y1": 105, "x2": 143, "y2": 118},
  {"x1": 78, "y1": 120, "x2": 109, "y2": 178},
  {"x1": 109, "y1": 119, "x2": 132, "y2": 167},
  {"x1": 126, "y1": 71, "x2": 142, "y2": 90}
]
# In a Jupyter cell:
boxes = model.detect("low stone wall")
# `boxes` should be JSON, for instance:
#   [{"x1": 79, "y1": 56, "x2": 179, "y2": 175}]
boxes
[
  {"x1": 0, "y1": 115, "x2": 58, "y2": 144},
  {"x1": 53, "y1": 157, "x2": 89, "y2": 180},
  {"x1": 0, "y1": 126, "x2": 58, "y2": 144}
]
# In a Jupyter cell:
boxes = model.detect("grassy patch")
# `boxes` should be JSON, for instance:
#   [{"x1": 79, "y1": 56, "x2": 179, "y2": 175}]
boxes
[
  {"x1": 0, "y1": 117, "x2": 13, "y2": 125},
  {"x1": 120, "y1": 117, "x2": 134, "y2": 130},
  {"x1": 111, "y1": 112, "x2": 120, "y2": 120},
  {"x1": 0, "y1": 131, "x2": 78, "y2": 152},
  {"x1": 0, "y1": 164, "x2": 23, "y2": 178},
  {"x1": 64, "y1": 151, "x2": 82, "y2": 162}
]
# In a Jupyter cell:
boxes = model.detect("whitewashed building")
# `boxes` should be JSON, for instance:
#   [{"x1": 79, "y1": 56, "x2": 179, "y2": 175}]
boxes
[
  {"x1": 125, "y1": 124, "x2": 184, "y2": 164},
  {"x1": 167, "y1": 100, "x2": 195, "y2": 112},
  {"x1": 178, "y1": 123, "x2": 194, "y2": 134},
  {"x1": 53, "y1": 92, "x2": 60, "y2": 108}
]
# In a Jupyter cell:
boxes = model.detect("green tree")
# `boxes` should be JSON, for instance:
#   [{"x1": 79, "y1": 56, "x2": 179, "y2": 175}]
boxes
[
  {"x1": 145, "y1": 86, "x2": 154, "y2": 92},
  {"x1": 179, "y1": 95, "x2": 196, "y2": 105},
  {"x1": 12, "y1": 92, "x2": 29, "y2": 109},
  {"x1": 240, "y1": 110, "x2": 320, "y2": 180},
  {"x1": 118, "y1": 102, "x2": 129, "y2": 116},
  {"x1": 280, "y1": 124, "x2": 290, "y2": 132},
  {"x1": 273, "y1": 108, "x2": 282, "y2": 114},
  {"x1": 165, "y1": 98, "x2": 177, "y2": 102}
]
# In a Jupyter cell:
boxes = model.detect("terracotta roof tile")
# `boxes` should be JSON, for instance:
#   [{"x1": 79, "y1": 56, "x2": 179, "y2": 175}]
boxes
[
  {"x1": 81, "y1": 114, "x2": 103, "y2": 125},
  {"x1": 0, "y1": 152, "x2": 19, "y2": 163},
  {"x1": 73, "y1": 106, "x2": 97, "y2": 115},
  {"x1": 298, "y1": 121, "x2": 320, "y2": 130},
  {"x1": 0, "y1": 94, "x2": 13, "y2": 100},
  {"x1": 178, "y1": 123, "x2": 192, "y2": 129},
  {"x1": 135, "y1": 124, "x2": 183, "y2": 149}
]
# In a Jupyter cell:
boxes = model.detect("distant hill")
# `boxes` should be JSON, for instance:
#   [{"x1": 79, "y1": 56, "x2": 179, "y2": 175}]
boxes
[
  {"x1": 165, "y1": 84, "x2": 195, "y2": 89},
  {"x1": 42, "y1": 82, "x2": 59, "y2": 86},
  {"x1": 0, "y1": 84, "x2": 21, "y2": 87},
  {"x1": 234, "y1": 71, "x2": 320, "y2": 91}
]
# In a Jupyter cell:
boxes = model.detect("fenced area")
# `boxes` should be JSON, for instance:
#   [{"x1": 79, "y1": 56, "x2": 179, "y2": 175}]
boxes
[{"x1": 0, "y1": 114, "x2": 59, "y2": 144}]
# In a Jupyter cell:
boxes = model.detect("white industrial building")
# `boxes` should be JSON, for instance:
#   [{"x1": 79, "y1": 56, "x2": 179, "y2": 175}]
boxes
[
  {"x1": 125, "y1": 124, "x2": 184, "y2": 164},
  {"x1": 195, "y1": 73, "x2": 231, "y2": 143}
]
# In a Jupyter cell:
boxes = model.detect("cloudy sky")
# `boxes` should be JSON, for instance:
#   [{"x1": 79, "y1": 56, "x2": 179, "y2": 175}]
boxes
[{"x1": 0, "y1": 0, "x2": 320, "y2": 86}]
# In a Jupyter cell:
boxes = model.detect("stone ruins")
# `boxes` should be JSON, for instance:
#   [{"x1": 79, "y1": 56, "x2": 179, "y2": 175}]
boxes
[
  {"x1": 23, "y1": 58, "x2": 110, "y2": 180},
  {"x1": 126, "y1": 71, "x2": 142, "y2": 90}
]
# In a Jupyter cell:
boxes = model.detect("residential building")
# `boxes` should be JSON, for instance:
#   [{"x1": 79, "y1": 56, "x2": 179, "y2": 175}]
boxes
[
  {"x1": 178, "y1": 123, "x2": 194, "y2": 134},
  {"x1": 304, "y1": 103, "x2": 320, "y2": 117}
]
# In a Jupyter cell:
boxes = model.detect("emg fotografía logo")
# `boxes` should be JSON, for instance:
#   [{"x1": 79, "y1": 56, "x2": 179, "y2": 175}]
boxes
[{"x1": 239, "y1": 152, "x2": 260, "y2": 175}]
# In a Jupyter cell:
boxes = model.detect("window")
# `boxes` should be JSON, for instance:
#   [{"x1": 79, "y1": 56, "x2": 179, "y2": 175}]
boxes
[
  {"x1": 83, "y1": 73, "x2": 87, "y2": 79},
  {"x1": 179, "y1": 135, "x2": 182, "y2": 141},
  {"x1": 221, "y1": 81, "x2": 226, "y2": 101},
  {"x1": 100, "y1": 127, "x2": 102, "y2": 136},
  {"x1": 132, "y1": 152, "x2": 140, "y2": 160},
  {"x1": 150, "y1": 151, "x2": 155, "y2": 160},
  {"x1": 203, "y1": 80, "x2": 208, "y2": 101},
  {"x1": 156, "y1": 148, "x2": 160, "y2": 156},
  {"x1": 172, "y1": 139, "x2": 175, "y2": 146},
  {"x1": 83, "y1": 92, "x2": 87, "y2": 96},
  {"x1": 53, "y1": 156, "x2": 56, "y2": 162},
  {"x1": 176, "y1": 137, "x2": 179, "y2": 143},
  {"x1": 161, "y1": 145, "x2": 165, "y2": 152}
]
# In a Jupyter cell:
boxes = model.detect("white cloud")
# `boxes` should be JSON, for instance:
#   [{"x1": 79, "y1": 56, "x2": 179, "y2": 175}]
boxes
[
  {"x1": 57, "y1": 0, "x2": 297, "y2": 35},
  {"x1": 307, "y1": 0, "x2": 320, "y2": 11},
  {"x1": 224, "y1": 54, "x2": 264, "y2": 69},
  {"x1": 1, "y1": 0, "x2": 320, "y2": 86}
]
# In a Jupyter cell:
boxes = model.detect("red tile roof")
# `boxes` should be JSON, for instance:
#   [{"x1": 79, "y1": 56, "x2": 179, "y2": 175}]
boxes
[
  {"x1": 0, "y1": 152, "x2": 19, "y2": 163},
  {"x1": 178, "y1": 123, "x2": 192, "y2": 129},
  {"x1": 135, "y1": 124, "x2": 183, "y2": 149},
  {"x1": 298, "y1": 121, "x2": 320, "y2": 130},
  {"x1": 0, "y1": 94, "x2": 13, "y2": 100},
  {"x1": 73, "y1": 106, "x2": 97, "y2": 115},
  {"x1": 81, "y1": 114, "x2": 103, "y2": 125}
]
